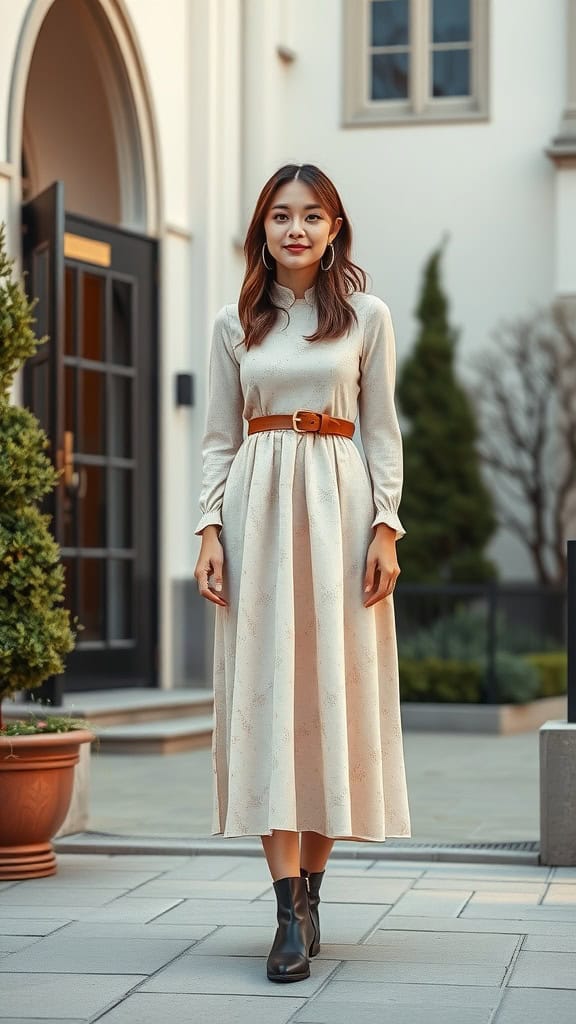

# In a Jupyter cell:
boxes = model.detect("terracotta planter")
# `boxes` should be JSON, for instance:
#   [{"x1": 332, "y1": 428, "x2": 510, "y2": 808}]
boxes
[{"x1": 0, "y1": 729, "x2": 95, "y2": 880}]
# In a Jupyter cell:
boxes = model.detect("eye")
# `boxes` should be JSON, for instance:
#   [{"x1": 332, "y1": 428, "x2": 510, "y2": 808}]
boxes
[
  {"x1": 272, "y1": 213, "x2": 288, "y2": 221},
  {"x1": 306, "y1": 214, "x2": 322, "y2": 221}
]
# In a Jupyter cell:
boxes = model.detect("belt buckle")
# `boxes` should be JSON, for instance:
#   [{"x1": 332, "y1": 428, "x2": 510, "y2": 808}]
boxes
[{"x1": 292, "y1": 410, "x2": 307, "y2": 432}]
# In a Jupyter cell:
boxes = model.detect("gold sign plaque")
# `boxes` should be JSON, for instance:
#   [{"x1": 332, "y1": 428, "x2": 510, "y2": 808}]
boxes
[{"x1": 64, "y1": 233, "x2": 111, "y2": 267}]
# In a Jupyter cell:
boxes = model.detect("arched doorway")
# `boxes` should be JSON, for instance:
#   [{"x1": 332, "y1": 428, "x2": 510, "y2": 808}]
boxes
[{"x1": 15, "y1": 0, "x2": 161, "y2": 692}]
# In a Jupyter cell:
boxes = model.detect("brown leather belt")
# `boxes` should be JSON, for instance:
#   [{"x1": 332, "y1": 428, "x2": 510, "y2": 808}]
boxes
[{"x1": 248, "y1": 410, "x2": 355, "y2": 438}]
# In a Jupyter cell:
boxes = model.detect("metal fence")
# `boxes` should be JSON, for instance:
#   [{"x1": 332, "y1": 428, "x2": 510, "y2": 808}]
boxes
[{"x1": 394, "y1": 580, "x2": 567, "y2": 704}]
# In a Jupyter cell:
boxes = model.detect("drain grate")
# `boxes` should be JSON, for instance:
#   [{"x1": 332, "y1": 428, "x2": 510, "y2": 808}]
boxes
[{"x1": 384, "y1": 840, "x2": 539, "y2": 852}]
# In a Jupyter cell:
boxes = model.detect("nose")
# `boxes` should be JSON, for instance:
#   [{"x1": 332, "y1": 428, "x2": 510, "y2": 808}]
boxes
[{"x1": 288, "y1": 220, "x2": 306, "y2": 237}]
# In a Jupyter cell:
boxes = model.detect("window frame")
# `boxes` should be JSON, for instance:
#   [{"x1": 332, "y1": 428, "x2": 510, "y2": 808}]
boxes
[{"x1": 342, "y1": 0, "x2": 490, "y2": 127}]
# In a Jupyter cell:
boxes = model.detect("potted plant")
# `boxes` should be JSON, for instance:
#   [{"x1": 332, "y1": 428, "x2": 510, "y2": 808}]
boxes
[{"x1": 0, "y1": 223, "x2": 93, "y2": 880}]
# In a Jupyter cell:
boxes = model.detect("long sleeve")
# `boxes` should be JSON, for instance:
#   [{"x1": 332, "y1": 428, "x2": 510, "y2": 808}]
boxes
[
  {"x1": 194, "y1": 305, "x2": 245, "y2": 536},
  {"x1": 358, "y1": 297, "x2": 406, "y2": 540}
]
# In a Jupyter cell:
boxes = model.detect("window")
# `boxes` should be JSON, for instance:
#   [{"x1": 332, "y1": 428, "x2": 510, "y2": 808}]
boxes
[{"x1": 343, "y1": 0, "x2": 490, "y2": 126}]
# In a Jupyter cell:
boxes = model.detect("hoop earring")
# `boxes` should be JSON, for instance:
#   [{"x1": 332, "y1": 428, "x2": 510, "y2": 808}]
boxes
[
  {"x1": 321, "y1": 242, "x2": 335, "y2": 271},
  {"x1": 262, "y1": 242, "x2": 274, "y2": 270}
]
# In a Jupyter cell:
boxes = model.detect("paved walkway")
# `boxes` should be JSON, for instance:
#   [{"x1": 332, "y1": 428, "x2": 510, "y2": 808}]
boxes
[
  {"x1": 1, "y1": 852, "x2": 576, "y2": 1022},
  {"x1": 88, "y1": 730, "x2": 541, "y2": 842}
]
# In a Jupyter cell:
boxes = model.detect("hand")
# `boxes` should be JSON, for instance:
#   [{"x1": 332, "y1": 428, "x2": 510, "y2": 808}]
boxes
[
  {"x1": 363, "y1": 525, "x2": 400, "y2": 607},
  {"x1": 194, "y1": 527, "x2": 229, "y2": 607}
]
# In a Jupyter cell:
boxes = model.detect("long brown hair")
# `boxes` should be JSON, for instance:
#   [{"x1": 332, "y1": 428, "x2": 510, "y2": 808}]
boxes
[{"x1": 238, "y1": 164, "x2": 367, "y2": 350}]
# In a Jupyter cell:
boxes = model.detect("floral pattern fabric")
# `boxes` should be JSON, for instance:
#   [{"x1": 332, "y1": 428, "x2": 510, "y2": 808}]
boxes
[{"x1": 195, "y1": 281, "x2": 411, "y2": 841}]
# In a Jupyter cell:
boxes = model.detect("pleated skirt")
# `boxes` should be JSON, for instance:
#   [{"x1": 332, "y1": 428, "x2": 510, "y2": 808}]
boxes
[{"x1": 210, "y1": 429, "x2": 411, "y2": 841}]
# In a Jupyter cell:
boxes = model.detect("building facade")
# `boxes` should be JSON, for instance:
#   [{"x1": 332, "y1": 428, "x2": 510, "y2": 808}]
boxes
[{"x1": 0, "y1": 0, "x2": 574, "y2": 692}]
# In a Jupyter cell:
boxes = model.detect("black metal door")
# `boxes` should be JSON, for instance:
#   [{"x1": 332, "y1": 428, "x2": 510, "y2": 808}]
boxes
[{"x1": 22, "y1": 184, "x2": 159, "y2": 691}]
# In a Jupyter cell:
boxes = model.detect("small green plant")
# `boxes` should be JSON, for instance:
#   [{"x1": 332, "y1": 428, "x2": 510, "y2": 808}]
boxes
[
  {"x1": 0, "y1": 715, "x2": 87, "y2": 737},
  {"x1": 0, "y1": 222, "x2": 77, "y2": 729}
]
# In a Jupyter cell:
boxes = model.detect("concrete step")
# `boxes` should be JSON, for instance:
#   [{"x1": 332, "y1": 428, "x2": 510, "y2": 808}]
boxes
[
  {"x1": 4, "y1": 687, "x2": 214, "y2": 728},
  {"x1": 95, "y1": 714, "x2": 214, "y2": 755}
]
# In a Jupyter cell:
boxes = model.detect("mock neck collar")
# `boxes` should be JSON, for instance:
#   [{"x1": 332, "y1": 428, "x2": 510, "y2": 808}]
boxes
[{"x1": 270, "y1": 279, "x2": 316, "y2": 309}]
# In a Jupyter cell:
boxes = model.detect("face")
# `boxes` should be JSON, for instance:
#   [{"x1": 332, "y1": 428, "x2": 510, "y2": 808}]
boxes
[{"x1": 263, "y1": 179, "x2": 343, "y2": 271}]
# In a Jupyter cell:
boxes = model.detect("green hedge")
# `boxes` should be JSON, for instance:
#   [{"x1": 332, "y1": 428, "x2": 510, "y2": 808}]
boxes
[
  {"x1": 399, "y1": 651, "x2": 567, "y2": 704},
  {"x1": 399, "y1": 658, "x2": 482, "y2": 703},
  {"x1": 524, "y1": 653, "x2": 567, "y2": 698}
]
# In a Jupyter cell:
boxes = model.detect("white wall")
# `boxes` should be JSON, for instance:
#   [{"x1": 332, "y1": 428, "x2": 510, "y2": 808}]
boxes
[
  {"x1": 0, "y1": 0, "x2": 571, "y2": 698},
  {"x1": 237, "y1": 0, "x2": 567, "y2": 579}
]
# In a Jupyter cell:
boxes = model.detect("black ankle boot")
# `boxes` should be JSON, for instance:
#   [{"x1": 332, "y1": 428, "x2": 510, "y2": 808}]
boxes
[
  {"x1": 267, "y1": 875, "x2": 315, "y2": 982},
  {"x1": 300, "y1": 867, "x2": 325, "y2": 957}
]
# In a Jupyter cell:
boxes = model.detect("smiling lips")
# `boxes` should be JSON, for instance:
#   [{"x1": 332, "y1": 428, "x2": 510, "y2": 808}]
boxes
[{"x1": 285, "y1": 245, "x2": 310, "y2": 252}]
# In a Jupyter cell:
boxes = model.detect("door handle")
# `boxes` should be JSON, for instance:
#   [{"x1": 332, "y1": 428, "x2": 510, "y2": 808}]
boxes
[{"x1": 57, "y1": 431, "x2": 79, "y2": 491}]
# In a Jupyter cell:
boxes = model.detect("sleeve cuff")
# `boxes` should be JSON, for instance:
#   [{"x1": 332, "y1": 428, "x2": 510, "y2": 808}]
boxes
[
  {"x1": 371, "y1": 509, "x2": 406, "y2": 541},
  {"x1": 194, "y1": 509, "x2": 223, "y2": 536}
]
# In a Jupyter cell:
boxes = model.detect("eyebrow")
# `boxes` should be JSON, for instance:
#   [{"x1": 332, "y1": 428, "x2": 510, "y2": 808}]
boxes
[{"x1": 271, "y1": 203, "x2": 323, "y2": 210}]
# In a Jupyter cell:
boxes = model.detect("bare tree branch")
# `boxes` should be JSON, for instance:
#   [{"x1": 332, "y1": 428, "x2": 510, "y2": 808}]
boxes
[{"x1": 470, "y1": 302, "x2": 576, "y2": 583}]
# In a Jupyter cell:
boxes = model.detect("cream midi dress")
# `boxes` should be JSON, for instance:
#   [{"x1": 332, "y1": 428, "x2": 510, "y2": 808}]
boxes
[{"x1": 195, "y1": 280, "x2": 412, "y2": 841}]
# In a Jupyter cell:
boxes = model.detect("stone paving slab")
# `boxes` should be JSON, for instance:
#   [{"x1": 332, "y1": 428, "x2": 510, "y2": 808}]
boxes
[
  {"x1": 0, "y1": 935, "x2": 196, "y2": 974},
  {"x1": 292, "y1": 980, "x2": 500, "y2": 1024},
  {"x1": 96, "y1": 992, "x2": 305, "y2": 1024},
  {"x1": 14, "y1": 868, "x2": 166, "y2": 888},
  {"x1": 542, "y1": 883, "x2": 576, "y2": 903},
  {"x1": 336, "y1": 958, "x2": 506, "y2": 986},
  {"x1": 0, "y1": 935, "x2": 40, "y2": 955},
  {"x1": 0, "y1": 919, "x2": 71, "y2": 936},
  {"x1": 414, "y1": 864, "x2": 553, "y2": 880},
  {"x1": 258, "y1": 874, "x2": 411, "y2": 904},
  {"x1": 131, "y1": 878, "x2": 273, "y2": 899},
  {"x1": 494, "y1": 988, "x2": 576, "y2": 1024},
  {"x1": 507, "y1": 949, "x2": 576, "y2": 988},
  {"x1": 550, "y1": 867, "x2": 576, "y2": 880},
  {"x1": 0, "y1": 973, "x2": 147, "y2": 1019},
  {"x1": 376, "y1": 914, "x2": 576, "y2": 935},
  {"x1": 0, "y1": 887, "x2": 123, "y2": 908},
  {"x1": 522, "y1": 932, "x2": 576, "y2": 951},
  {"x1": 138, "y1": 855, "x2": 251, "y2": 881},
  {"x1": 58, "y1": 921, "x2": 217, "y2": 941},
  {"x1": 412, "y1": 878, "x2": 547, "y2": 894},
  {"x1": 363, "y1": 928, "x2": 519, "y2": 962},
  {"x1": 1, "y1": 853, "x2": 576, "y2": 1023},
  {"x1": 155, "y1": 898, "x2": 391, "y2": 942},
  {"x1": 138, "y1": 951, "x2": 340, "y2": 996},
  {"x1": 387, "y1": 888, "x2": 473, "y2": 916}
]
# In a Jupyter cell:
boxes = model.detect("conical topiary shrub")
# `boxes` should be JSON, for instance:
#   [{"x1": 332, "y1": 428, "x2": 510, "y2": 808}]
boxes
[
  {"x1": 0, "y1": 223, "x2": 76, "y2": 729},
  {"x1": 397, "y1": 238, "x2": 498, "y2": 582}
]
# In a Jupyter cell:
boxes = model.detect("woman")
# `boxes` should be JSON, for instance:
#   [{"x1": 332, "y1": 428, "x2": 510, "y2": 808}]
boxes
[{"x1": 194, "y1": 163, "x2": 411, "y2": 983}]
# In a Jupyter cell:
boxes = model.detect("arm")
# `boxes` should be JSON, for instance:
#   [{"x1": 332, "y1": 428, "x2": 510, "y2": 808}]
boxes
[
  {"x1": 194, "y1": 305, "x2": 244, "y2": 536},
  {"x1": 358, "y1": 297, "x2": 406, "y2": 542}
]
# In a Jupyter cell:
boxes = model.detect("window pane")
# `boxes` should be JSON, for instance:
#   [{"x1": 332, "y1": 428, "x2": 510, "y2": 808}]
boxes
[
  {"x1": 433, "y1": 49, "x2": 470, "y2": 97},
  {"x1": 31, "y1": 359, "x2": 50, "y2": 436},
  {"x1": 78, "y1": 557, "x2": 105, "y2": 642},
  {"x1": 433, "y1": 0, "x2": 471, "y2": 43},
  {"x1": 79, "y1": 369, "x2": 105, "y2": 454},
  {"x1": 64, "y1": 266, "x2": 75, "y2": 355},
  {"x1": 61, "y1": 558, "x2": 77, "y2": 615},
  {"x1": 108, "y1": 468, "x2": 133, "y2": 549},
  {"x1": 80, "y1": 465, "x2": 106, "y2": 548},
  {"x1": 111, "y1": 279, "x2": 133, "y2": 366},
  {"x1": 109, "y1": 375, "x2": 133, "y2": 458},
  {"x1": 108, "y1": 559, "x2": 134, "y2": 641},
  {"x1": 82, "y1": 273, "x2": 105, "y2": 362},
  {"x1": 371, "y1": 0, "x2": 409, "y2": 47},
  {"x1": 371, "y1": 52, "x2": 410, "y2": 100},
  {"x1": 32, "y1": 248, "x2": 49, "y2": 339},
  {"x1": 64, "y1": 366, "x2": 75, "y2": 433}
]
